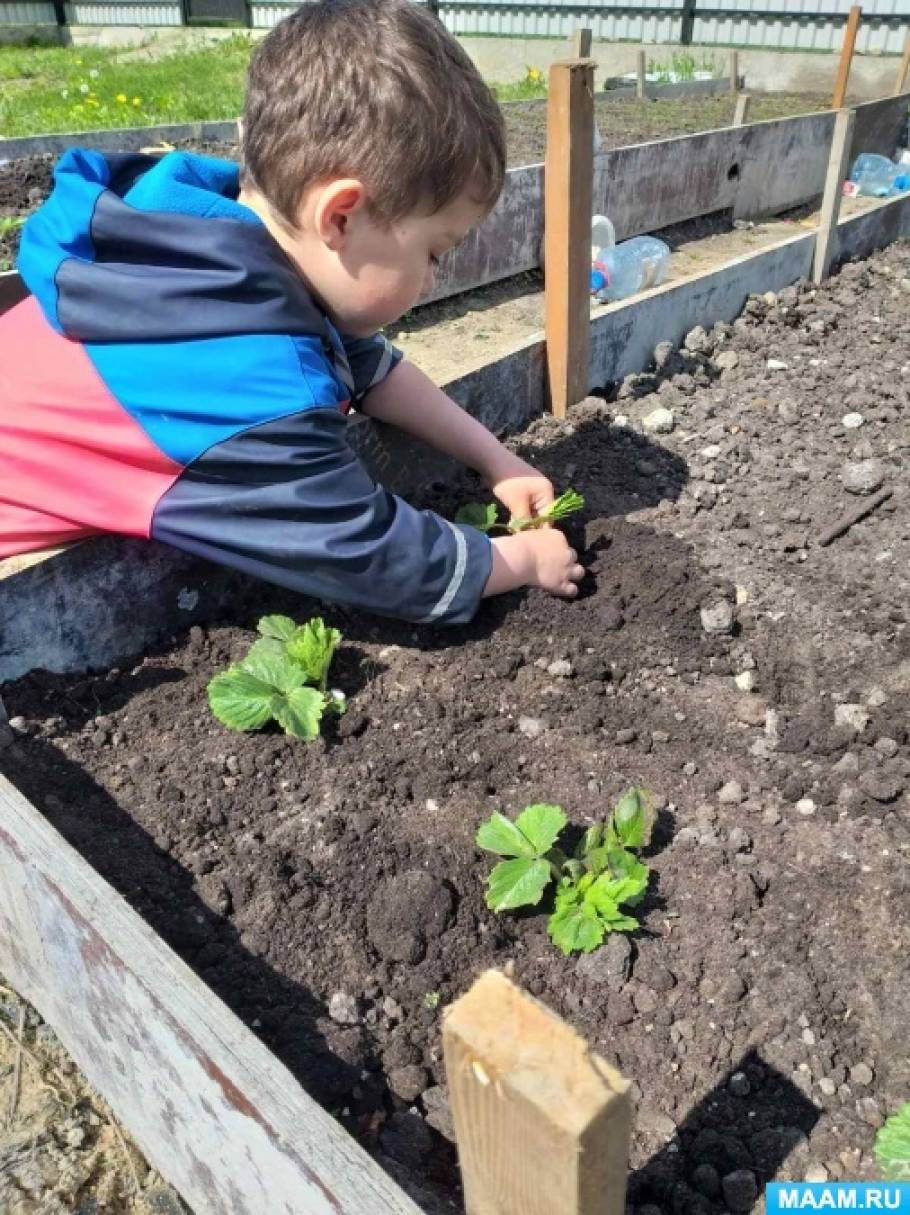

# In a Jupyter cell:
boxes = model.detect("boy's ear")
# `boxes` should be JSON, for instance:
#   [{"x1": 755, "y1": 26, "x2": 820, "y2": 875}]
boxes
[{"x1": 313, "y1": 179, "x2": 368, "y2": 250}]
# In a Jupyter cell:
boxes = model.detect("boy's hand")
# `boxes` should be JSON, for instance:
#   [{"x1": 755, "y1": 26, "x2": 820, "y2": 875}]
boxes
[
  {"x1": 486, "y1": 454, "x2": 555, "y2": 524},
  {"x1": 484, "y1": 530, "x2": 585, "y2": 600}
]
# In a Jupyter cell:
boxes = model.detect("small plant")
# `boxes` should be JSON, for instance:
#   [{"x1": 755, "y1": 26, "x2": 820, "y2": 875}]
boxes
[
  {"x1": 207, "y1": 614, "x2": 345, "y2": 741},
  {"x1": 476, "y1": 789, "x2": 654, "y2": 955},
  {"x1": 0, "y1": 216, "x2": 25, "y2": 236},
  {"x1": 456, "y1": 489, "x2": 585, "y2": 535},
  {"x1": 875, "y1": 1102, "x2": 910, "y2": 1180}
]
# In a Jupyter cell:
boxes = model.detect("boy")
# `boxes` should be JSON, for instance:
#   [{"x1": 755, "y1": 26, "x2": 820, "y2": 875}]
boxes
[{"x1": 0, "y1": 0, "x2": 584, "y2": 624}]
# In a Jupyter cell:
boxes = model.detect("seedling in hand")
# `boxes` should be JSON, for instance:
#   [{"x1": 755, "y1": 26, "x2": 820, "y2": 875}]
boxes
[
  {"x1": 207, "y1": 614, "x2": 345, "y2": 741},
  {"x1": 477, "y1": 788, "x2": 654, "y2": 955},
  {"x1": 456, "y1": 489, "x2": 585, "y2": 535}
]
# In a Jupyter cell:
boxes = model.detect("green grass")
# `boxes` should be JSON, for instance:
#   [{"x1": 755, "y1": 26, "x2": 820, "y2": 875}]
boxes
[
  {"x1": 0, "y1": 36, "x2": 255, "y2": 138},
  {"x1": 490, "y1": 74, "x2": 547, "y2": 102}
]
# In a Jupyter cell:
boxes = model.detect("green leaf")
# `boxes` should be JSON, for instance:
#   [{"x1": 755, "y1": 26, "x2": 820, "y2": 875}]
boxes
[
  {"x1": 476, "y1": 812, "x2": 538, "y2": 858},
  {"x1": 455, "y1": 502, "x2": 499, "y2": 532},
  {"x1": 540, "y1": 489, "x2": 585, "y2": 523},
  {"x1": 245, "y1": 636, "x2": 288, "y2": 664},
  {"x1": 271, "y1": 686, "x2": 326, "y2": 741},
  {"x1": 548, "y1": 901, "x2": 605, "y2": 954},
  {"x1": 485, "y1": 857, "x2": 552, "y2": 911},
  {"x1": 257, "y1": 614, "x2": 298, "y2": 642},
  {"x1": 286, "y1": 618, "x2": 342, "y2": 687},
  {"x1": 587, "y1": 872, "x2": 648, "y2": 914},
  {"x1": 207, "y1": 667, "x2": 277, "y2": 732},
  {"x1": 609, "y1": 787, "x2": 656, "y2": 850},
  {"x1": 876, "y1": 1102, "x2": 910, "y2": 1181},
  {"x1": 575, "y1": 823, "x2": 605, "y2": 861},
  {"x1": 513, "y1": 804, "x2": 567, "y2": 854},
  {"x1": 240, "y1": 647, "x2": 307, "y2": 696}
]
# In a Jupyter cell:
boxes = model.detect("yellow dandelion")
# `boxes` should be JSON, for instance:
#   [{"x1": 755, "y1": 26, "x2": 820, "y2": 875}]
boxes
[
  {"x1": 527, "y1": 67, "x2": 542, "y2": 81},
  {"x1": 74, "y1": 57, "x2": 82, "y2": 64},
  {"x1": 116, "y1": 93, "x2": 127, "y2": 103},
  {"x1": 132, "y1": 97, "x2": 142, "y2": 106}
]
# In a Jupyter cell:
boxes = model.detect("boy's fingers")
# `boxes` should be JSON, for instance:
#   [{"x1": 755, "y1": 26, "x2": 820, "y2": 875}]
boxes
[{"x1": 570, "y1": 563, "x2": 585, "y2": 580}]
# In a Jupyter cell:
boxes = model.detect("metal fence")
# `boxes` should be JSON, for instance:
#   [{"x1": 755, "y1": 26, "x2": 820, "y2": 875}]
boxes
[{"x1": 1, "y1": 0, "x2": 908, "y2": 54}]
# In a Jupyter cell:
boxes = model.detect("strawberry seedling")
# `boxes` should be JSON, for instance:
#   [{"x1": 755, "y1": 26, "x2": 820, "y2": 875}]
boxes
[
  {"x1": 476, "y1": 788, "x2": 654, "y2": 955},
  {"x1": 456, "y1": 488, "x2": 585, "y2": 535},
  {"x1": 875, "y1": 1102, "x2": 910, "y2": 1180},
  {"x1": 207, "y1": 614, "x2": 345, "y2": 741}
]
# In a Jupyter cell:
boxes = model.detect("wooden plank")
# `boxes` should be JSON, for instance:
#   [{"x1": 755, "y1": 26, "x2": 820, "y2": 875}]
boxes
[
  {"x1": 832, "y1": 5, "x2": 862, "y2": 110},
  {"x1": 814, "y1": 108, "x2": 857, "y2": 284},
  {"x1": 0, "y1": 773, "x2": 423, "y2": 1215},
  {"x1": 569, "y1": 26, "x2": 591, "y2": 59},
  {"x1": 636, "y1": 49, "x2": 647, "y2": 101},
  {"x1": 443, "y1": 970, "x2": 631, "y2": 1215},
  {"x1": 730, "y1": 49, "x2": 740, "y2": 95},
  {"x1": 733, "y1": 93, "x2": 752, "y2": 127},
  {"x1": 544, "y1": 57, "x2": 594, "y2": 418},
  {"x1": 894, "y1": 29, "x2": 910, "y2": 97}
]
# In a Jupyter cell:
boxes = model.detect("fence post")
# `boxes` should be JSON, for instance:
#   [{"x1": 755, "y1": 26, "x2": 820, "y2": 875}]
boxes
[
  {"x1": 570, "y1": 27, "x2": 592, "y2": 58},
  {"x1": 680, "y1": 0, "x2": 696, "y2": 46},
  {"x1": 544, "y1": 54, "x2": 594, "y2": 420},
  {"x1": 832, "y1": 5, "x2": 862, "y2": 110},
  {"x1": 636, "y1": 48, "x2": 647, "y2": 100},
  {"x1": 813, "y1": 108, "x2": 856, "y2": 285},
  {"x1": 895, "y1": 29, "x2": 910, "y2": 96},
  {"x1": 52, "y1": 0, "x2": 66, "y2": 25},
  {"x1": 443, "y1": 971, "x2": 632, "y2": 1215},
  {"x1": 729, "y1": 49, "x2": 739, "y2": 94}
]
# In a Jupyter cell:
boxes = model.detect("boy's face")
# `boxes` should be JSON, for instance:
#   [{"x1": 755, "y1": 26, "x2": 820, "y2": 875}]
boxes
[{"x1": 243, "y1": 180, "x2": 487, "y2": 338}]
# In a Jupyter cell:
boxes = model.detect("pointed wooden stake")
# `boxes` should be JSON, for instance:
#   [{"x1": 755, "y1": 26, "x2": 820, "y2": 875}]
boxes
[
  {"x1": 894, "y1": 29, "x2": 910, "y2": 97},
  {"x1": 813, "y1": 107, "x2": 856, "y2": 284},
  {"x1": 733, "y1": 92, "x2": 752, "y2": 127},
  {"x1": 832, "y1": 5, "x2": 862, "y2": 110},
  {"x1": 443, "y1": 970, "x2": 632, "y2": 1215}
]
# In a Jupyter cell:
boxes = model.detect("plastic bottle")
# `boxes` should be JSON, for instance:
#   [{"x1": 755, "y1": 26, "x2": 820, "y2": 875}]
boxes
[
  {"x1": 591, "y1": 214, "x2": 615, "y2": 258},
  {"x1": 849, "y1": 153, "x2": 910, "y2": 198},
  {"x1": 590, "y1": 236, "x2": 671, "y2": 303}
]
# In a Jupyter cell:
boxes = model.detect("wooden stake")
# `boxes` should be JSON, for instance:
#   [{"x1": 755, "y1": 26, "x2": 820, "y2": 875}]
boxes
[
  {"x1": 732, "y1": 92, "x2": 752, "y2": 127},
  {"x1": 894, "y1": 29, "x2": 910, "y2": 96},
  {"x1": 729, "y1": 49, "x2": 740, "y2": 94},
  {"x1": 443, "y1": 971, "x2": 632, "y2": 1215},
  {"x1": 813, "y1": 107, "x2": 856, "y2": 284},
  {"x1": 544, "y1": 56, "x2": 595, "y2": 419},
  {"x1": 636, "y1": 49, "x2": 647, "y2": 100},
  {"x1": 832, "y1": 5, "x2": 862, "y2": 110},
  {"x1": 570, "y1": 27, "x2": 592, "y2": 59}
]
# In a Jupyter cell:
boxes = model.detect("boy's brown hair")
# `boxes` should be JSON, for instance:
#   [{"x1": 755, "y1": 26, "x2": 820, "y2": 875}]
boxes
[{"x1": 242, "y1": 0, "x2": 506, "y2": 226}]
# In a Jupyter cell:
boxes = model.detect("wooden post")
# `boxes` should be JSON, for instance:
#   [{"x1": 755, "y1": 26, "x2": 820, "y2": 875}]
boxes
[
  {"x1": 544, "y1": 56, "x2": 595, "y2": 419},
  {"x1": 732, "y1": 92, "x2": 752, "y2": 127},
  {"x1": 813, "y1": 107, "x2": 856, "y2": 284},
  {"x1": 729, "y1": 49, "x2": 739, "y2": 94},
  {"x1": 894, "y1": 29, "x2": 910, "y2": 96},
  {"x1": 832, "y1": 5, "x2": 862, "y2": 110},
  {"x1": 443, "y1": 971, "x2": 632, "y2": 1215},
  {"x1": 570, "y1": 27, "x2": 592, "y2": 59},
  {"x1": 636, "y1": 49, "x2": 647, "y2": 100}
]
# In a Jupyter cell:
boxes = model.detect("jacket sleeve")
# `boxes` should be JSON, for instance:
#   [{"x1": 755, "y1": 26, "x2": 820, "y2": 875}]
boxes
[
  {"x1": 339, "y1": 332, "x2": 403, "y2": 405},
  {"x1": 150, "y1": 407, "x2": 492, "y2": 625}
]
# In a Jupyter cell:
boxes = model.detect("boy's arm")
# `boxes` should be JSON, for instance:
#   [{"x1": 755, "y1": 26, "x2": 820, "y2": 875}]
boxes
[{"x1": 359, "y1": 359, "x2": 556, "y2": 522}]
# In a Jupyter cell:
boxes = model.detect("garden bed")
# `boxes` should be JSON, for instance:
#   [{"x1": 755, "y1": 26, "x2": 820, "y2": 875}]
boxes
[{"x1": 2, "y1": 242, "x2": 908, "y2": 1212}]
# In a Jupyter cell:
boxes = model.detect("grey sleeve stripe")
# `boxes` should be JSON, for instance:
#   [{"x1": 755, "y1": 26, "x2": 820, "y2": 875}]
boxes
[
  {"x1": 369, "y1": 337, "x2": 394, "y2": 389},
  {"x1": 418, "y1": 521, "x2": 468, "y2": 623}
]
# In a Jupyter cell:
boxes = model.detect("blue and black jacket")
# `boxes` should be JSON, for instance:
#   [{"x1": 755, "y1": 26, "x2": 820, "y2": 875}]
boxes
[{"x1": 0, "y1": 149, "x2": 492, "y2": 624}]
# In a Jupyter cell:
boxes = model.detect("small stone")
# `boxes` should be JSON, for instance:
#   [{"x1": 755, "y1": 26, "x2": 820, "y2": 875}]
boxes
[
  {"x1": 722, "y1": 1168, "x2": 759, "y2": 1212},
  {"x1": 796, "y1": 798, "x2": 816, "y2": 816},
  {"x1": 857, "y1": 1096, "x2": 883, "y2": 1128},
  {"x1": 734, "y1": 670, "x2": 757, "y2": 693},
  {"x1": 850, "y1": 1062, "x2": 874, "y2": 1086},
  {"x1": 728, "y1": 1071, "x2": 751, "y2": 1097},
  {"x1": 728, "y1": 827, "x2": 751, "y2": 853},
  {"x1": 802, "y1": 1028, "x2": 816, "y2": 1045},
  {"x1": 858, "y1": 769, "x2": 903, "y2": 803},
  {"x1": 633, "y1": 985, "x2": 658, "y2": 1014},
  {"x1": 778, "y1": 399, "x2": 800, "y2": 424},
  {"x1": 328, "y1": 992, "x2": 360, "y2": 1025},
  {"x1": 651, "y1": 729, "x2": 671, "y2": 744},
  {"x1": 767, "y1": 358, "x2": 789, "y2": 371},
  {"x1": 841, "y1": 412, "x2": 864, "y2": 429},
  {"x1": 841, "y1": 459, "x2": 885, "y2": 496},
  {"x1": 576, "y1": 933, "x2": 633, "y2": 989},
  {"x1": 818, "y1": 1077, "x2": 837, "y2": 1097},
  {"x1": 615, "y1": 727, "x2": 637, "y2": 745},
  {"x1": 700, "y1": 600, "x2": 735, "y2": 636},
  {"x1": 546, "y1": 658, "x2": 573, "y2": 678},
  {"x1": 637, "y1": 1106, "x2": 677, "y2": 1138},
  {"x1": 642, "y1": 407, "x2": 675, "y2": 434},
  {"x1": 833, "y1": 752, "x2": 861, "y2": 776},
  {"x1": 874, "y1": 737, "x2": 899, "y2": 758},
  {"x1": 701, "y1": 444, "x2": 723, "y2": 460},
  {"x1": 834, "y1": 703, "x2": 870, "y2": 734},
  {"x1": 736, "y1": 697, "x2": 768, "y2": 727},
  {"x1": 718, "y1": 780, "x2": 745, "y2": 805},
  {"x1": 389, "y1": 1064, "x2": 429, "y2": 1103},
  {"x1": 685, "y1": 325, "x2": 710, "y2": 354},
  {"x1": 763, "y1": 805, "x2": 782, "y2": 825},
  {"x1": 805, "y1": 1164, "x2": 829, "y2": 1183},
  {"x1": 421, "y1": 1085, "x2": 455, "y2": 1141},
  {"x1": 715, "y1": 350, "x2": 739, "y2": 371},
  {"x1": 518, "y1": 716, "x2": 547, "y2": 739},
  {"x1": 8, "y1": 715, "x2": 27, "y2": 732},
  {"x1": 683, "y1": 761, "x2": 699, "y2": 776}
]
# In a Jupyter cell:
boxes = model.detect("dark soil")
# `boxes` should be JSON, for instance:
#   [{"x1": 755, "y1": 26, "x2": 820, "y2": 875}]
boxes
[
  {"x1": 0, "y1": 92, "x2": 827, "y2": 271},
  {"x1": 3, "y1": 243, "x2": 910, "y2": 1214}
]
